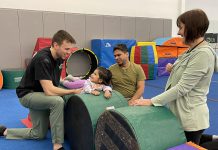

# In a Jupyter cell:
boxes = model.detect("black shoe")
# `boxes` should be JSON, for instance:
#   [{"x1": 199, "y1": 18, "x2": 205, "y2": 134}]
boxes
[
  {"x1": 200, "y1": 134, "x2": 213, "y2": 144},
  {"x1": 57, "y1": 147, "x2": 64, "y2": 150},
  {"x1": 0, "y1": 125, "x2": 6, "y2": 136}
]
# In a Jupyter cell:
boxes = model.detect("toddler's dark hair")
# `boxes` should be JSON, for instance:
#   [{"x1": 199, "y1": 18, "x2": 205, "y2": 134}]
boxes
[{"x1": 97, "y1": 67, "x2": 112, "y2": 86}]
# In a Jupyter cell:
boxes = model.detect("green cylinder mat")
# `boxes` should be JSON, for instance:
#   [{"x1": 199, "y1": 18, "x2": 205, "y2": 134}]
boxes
[
  {"x1": 63, "y1": 91, "x2": 128, "y2": 150},
  {"x1": 95, "y1": 106, "x2": 186, "y2": 150},
  {"x1": 2, "y1": 68, "x2": 25, "y2": 89}
]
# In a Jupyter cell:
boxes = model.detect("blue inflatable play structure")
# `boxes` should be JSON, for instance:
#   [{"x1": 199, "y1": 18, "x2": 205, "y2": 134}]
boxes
[{"x1": 91, "y1": 39, "x2": 136, "y2": 68}]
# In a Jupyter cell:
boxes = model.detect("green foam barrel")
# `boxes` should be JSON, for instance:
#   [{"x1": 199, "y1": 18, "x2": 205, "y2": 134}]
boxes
[
  {"x1": 2, "y1": 68, "x2": 25, "y2": 89},
  {"x1": 63, "y1": 91, "x2": 128, "y2": 150},
  {"x1": 95, "y1": 106, "x2": 186, "y2": 150}
]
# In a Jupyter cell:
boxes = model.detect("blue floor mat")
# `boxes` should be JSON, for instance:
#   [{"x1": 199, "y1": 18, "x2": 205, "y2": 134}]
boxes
[{"x1": 0, "y1": 89, "x2": 70, "y2": 150}]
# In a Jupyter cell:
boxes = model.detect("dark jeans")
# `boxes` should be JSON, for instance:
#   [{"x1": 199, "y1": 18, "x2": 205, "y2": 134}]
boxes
[{"x1": 184, "y1": 129, "x2": 205, "y2": 145}]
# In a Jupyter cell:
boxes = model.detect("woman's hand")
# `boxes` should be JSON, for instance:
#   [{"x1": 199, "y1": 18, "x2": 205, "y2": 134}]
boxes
[
  {"x1": 104, "y1": 90, "x2": 112, "y2": 99},
  {"x1": 91, "y1": 90, "x2": 100, "y2": 96},
  {"x1": 166, "y1": 63, "x2": 173, "y2": 73},
  {"x1": 129, "y1": 99, "x2": 153, "y2": 106}
]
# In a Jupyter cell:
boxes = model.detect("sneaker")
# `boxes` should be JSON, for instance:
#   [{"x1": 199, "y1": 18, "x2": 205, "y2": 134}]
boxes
[{"x1": 0, "y1": 125, "x2": 6, "y2": 136}]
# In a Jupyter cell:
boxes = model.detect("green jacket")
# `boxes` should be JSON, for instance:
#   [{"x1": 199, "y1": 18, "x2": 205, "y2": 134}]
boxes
[{"x1": 151, "y1": 41, "x2": 218, "y2": 131}]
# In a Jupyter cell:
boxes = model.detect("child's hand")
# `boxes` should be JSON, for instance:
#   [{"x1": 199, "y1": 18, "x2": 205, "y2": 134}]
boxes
[
  {"x1": 91, "y1": 90, "x2": 100, "y2": 96},
  {"x1": 104, "y1": 90, "x2": 112, "y2": 99}
]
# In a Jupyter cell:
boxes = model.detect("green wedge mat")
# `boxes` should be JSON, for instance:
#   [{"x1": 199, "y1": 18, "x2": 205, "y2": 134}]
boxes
[
  {"x1": 63, "y1": 91, "x2": 128, "y2": 150},
  {"x1": 95, "y1": 106, "x2": 186, "y2": 150},
  {"x1": 2, "y1": 68, "x2": 25, "y2": 89}
]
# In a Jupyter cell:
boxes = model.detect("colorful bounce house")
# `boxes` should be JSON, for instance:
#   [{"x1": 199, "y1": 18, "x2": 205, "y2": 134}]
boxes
[{"x1": 154, "y1": 37, "x2": 189, "y2": 76}]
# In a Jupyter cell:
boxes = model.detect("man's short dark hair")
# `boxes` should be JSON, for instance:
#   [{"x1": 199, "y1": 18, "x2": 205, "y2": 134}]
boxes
[
  {"x1": 177, "y1": 9, "x2": 209, "y2": 44},
  {"x1": 113, "y1": 44, "x2": 128, "y2": 53},
  {"x1": 52, "y1": 30, "x2": 76, "y2": 47}
]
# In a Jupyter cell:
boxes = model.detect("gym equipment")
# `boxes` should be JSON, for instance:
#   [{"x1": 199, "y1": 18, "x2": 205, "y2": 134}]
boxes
[
  {"x1": 63, "y1": 91, "x2": 128, "y2": 150},
  {"x1": 32, "y1": 38, "x2": 52, "y2": 56},
  {"x1": 154, "y1": 37, "x2": 189, "y2": 58},
  {"x1": 1, "y1": 68, "x2": 25, "y2": 89},
  {"x1": 91, "y1": 39, "x2": 136, "y2": 68},
  {"x1": 158, "y1": 58, "x2": 177, "y2": 76},
  {"x1": 130, "y1": 42, "x2": 158, "y2": 80},
  {"x1": 66, "y1": 48, "x2": 98, "y2": 79},
  {"x1": 137, "y1": 41, "x2": 158, "y2": 63},
  {"x1": 95, "y1": 106, "x2": 186, "y2": 150},
  {"x1": 153, "y1": 37, "x2": 189, "y2": 76}
]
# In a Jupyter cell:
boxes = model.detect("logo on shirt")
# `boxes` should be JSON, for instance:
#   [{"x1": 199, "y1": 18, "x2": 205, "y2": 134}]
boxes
[{"x1": 59, "y1": 64, "x2": 63, "y2": 70}]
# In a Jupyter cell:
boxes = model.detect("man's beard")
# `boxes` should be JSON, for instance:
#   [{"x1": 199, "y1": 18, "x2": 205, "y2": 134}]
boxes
[{"x1": 118, "y1": 59, "x2": 127, "y2": 67}]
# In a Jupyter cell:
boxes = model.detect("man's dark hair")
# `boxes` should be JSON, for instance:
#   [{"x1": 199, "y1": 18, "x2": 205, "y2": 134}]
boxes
[
  {"x1": 177, "y1": 9, "x2": 209, "y2": 44},
  {"x1": 113, "y1": 44, "x2": 128, "y2": 53},
  {"x1": 52, "y1": 30, "x2": 76, "y2": 47}
]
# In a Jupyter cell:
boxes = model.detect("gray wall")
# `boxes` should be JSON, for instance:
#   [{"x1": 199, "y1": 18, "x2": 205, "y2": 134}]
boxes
[{"x1": 0, "y1": 8, "x2": 172, "y2": 69}]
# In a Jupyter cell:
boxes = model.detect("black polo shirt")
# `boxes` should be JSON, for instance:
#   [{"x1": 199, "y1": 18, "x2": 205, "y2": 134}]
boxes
[{"x1": 16, "y1": 47, "x2": 63, "y2": 98}]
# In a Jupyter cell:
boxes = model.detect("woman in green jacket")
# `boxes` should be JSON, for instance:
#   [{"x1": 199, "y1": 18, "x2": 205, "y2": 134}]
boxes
[{"x1": 130, "y1": 9, "x2": 218, "y2": 145}]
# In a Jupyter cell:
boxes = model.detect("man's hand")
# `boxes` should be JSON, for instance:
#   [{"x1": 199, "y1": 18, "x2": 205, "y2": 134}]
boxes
[
  {"x1": 129, "y1": 99, "x2": 153, "y2": 106},
  {"x1": 91, "y1": 90, "x2": 100, "y2": 96},
  {"x1": 166, "y1": 63, "x2": 173, "y2": 73},
  {"x1": 71, "y1": 88, "x2": 83, "y2": 94},
  {"x1": 104, "y1": 90, "x2": 112, "y2": 99},
  {"x1": 128, "y1": 99, "x2": 135, "y2": 106},
  {"x1": 40, "y1": 80, "x2": 82, "y2": 96}
]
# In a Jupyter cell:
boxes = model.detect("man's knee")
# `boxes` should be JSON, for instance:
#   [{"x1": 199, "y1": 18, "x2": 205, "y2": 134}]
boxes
[
  {"x1": 51, "y1": 96, "x2": 64, "y2": 108},
  {"x1": 31, "y1": 130, "x2": 47, "y2": 140}
]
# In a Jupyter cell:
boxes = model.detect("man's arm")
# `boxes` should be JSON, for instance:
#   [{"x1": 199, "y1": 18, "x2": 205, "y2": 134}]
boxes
[
  {"x1": 128, "y1": 64, "x2": 146, "y2": 105},
  {"x1": 128, "y1": 80, "x2": 144, "y2": 103},
  {"x1": 40, "y1": 80, "x2": 82, "y2": 96}
]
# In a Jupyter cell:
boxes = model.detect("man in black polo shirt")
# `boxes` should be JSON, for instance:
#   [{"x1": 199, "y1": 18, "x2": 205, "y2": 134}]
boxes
[{"x1": 0, "y1": 30, "x2": 81, "y2": 150}]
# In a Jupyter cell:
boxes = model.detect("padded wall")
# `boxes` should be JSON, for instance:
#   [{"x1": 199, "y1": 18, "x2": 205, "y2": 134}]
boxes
[{"x1": 0, "y1": 8, "x2": 172, "y2": 69}]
